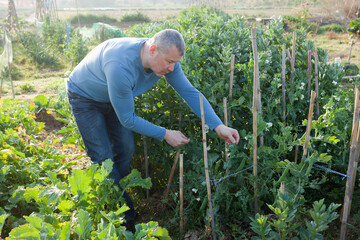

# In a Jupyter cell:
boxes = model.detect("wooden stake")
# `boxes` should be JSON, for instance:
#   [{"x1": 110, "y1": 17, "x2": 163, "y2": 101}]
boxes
[
  {"x1": 228, "y1": 54, "x2": 235, "y2": 119},
  {"x1": 223, "y1": 97, "x2": 229, "y2": 165},
  {"x1": 143, "y1": 137, "x2": 149, "y2": 199},
  {"x1": 179, "y1": 153, "x2": 184, "y2": 234},
  {"x1": 163, "y1": 151, "x2": 181, "y2": 200},
  {"x1": 251, "y1": 28, "x2": 259, "y2": 214},
  {"x1": 163, "y1": 113, "x2": 182, "y2": 200},
  {"x1": 280, "y1": 182, "x2": 285, "y2": 194},
  {"x1": 0, "y1": 77, "x2": 3, "y2": 99},
  {"x1": 314, "y1": 46, "x2": 320, "y2": 118},
  {"x1": 290, "y1": 32, "x2": 296, "y2": 84},
  {"x1": 307, "y1": 50, "x2": 312, "y2": 96},
  {"x1": 294, "y1": 145, "x2": 299, "y2": 164},
  {"x1": 9, "y1": 63, "x2": 14, "y2": 99},
  {"x1": 282, "y1": 43, "x2": 286, "y2": 119},
  {"x1": 348, "y1": 40, "x2": 355, "y2": 63},
  {"x1": 199, "y1": 94, "x2": 216, "y2": 240},
  {"x1": 340, "y1": 87, "x2": 360, "y2": 240},
  {"x1": 303, "y1": 91, "x2": 316, "y2": 158}
]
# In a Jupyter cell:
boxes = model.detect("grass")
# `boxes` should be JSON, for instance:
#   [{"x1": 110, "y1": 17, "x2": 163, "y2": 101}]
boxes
[{"x1": 309, "y1": 32, "x2": 360, "y2": 67}]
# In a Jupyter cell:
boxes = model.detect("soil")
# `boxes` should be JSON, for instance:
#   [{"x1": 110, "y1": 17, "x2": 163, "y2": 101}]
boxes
[{"x1": 35, "y1": 110, "x2": 65, "y2": 132}]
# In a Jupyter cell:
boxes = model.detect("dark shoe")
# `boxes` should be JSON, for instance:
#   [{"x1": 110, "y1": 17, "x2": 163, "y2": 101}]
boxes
[{"x1": 125, "y1": 220, "x2": 136, "y2": 233}]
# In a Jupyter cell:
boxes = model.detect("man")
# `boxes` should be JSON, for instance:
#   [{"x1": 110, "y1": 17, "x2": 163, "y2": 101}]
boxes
[{"x1": 66, "y1": 29, "x2": 239, "y2": 231}]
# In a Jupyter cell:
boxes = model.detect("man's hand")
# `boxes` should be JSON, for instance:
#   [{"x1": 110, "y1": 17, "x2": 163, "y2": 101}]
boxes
[
  {"x1": 214, "y1": 124, "x2": 240, "y2": 144},
  {"x1": 164, "y1": 129, "x2": 190, "y2": 148}
]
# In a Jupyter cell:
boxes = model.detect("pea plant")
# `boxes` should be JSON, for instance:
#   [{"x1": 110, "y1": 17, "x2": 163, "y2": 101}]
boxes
[{"x1": 126, "y1": 6, "x2": 349, "y2": 237}]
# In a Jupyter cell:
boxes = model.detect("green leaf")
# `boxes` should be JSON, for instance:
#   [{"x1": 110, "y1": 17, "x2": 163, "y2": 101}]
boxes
[
  {"x1": 0, "y1": 164, "x2": 10, "y2": 182},
  {"x1": 25, "y1": 215, "x2": 43, "y2": 231},
  {"x1": 120, "y1": 169, "x2": 152, "y2": 190},
  {"x1": 8, "y1": 223, "x2": 40, "y2": 239},
  {"x1": 23, "y1": 187, "x2": 42, "y2": 202},
  {"x1": 58, "y1": 200, "x2": 75, "y2": 213},
  {"x1": 152, "y1": 227, "x2": 171, "y2": 239},
  {"x1": 75, "y1": 209, "x2": 93, "y2": 240},
  {"x1": 0, "y1": 213, "x2": 10, "y2": 233},
  {"x1": 69, "y1": 169, "x2": 92, "y2": 195},
  {"x1": 34, "y1": 94, "x2": 50, "y2": 113},
  {"x1": 39, "y1": 186, "x2": 66, "y2": 205},
  {"x1": 59, "y1": 222, "x2": 71, "y2": 240}
]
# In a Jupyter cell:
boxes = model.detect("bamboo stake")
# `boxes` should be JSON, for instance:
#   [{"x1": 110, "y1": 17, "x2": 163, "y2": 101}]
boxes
[
  {"x1": 290, "y1": 32, "x2": 296, "y2": 84},
  {"x1": 314, "y1": 46, "x2": 320, "y2": 118},
  {"x1": 251, "y1": 28, "x2": 263, "y2": 148},
  {"x1": 282, "y1": 43, "x2": 286, "y2": 119},
  {"x1": 179, "y1": 154, "x2": 184, "y2": 234},
  {"x1": 294, "y1": 145, "x2": 299, "y2": 164},
  {"x1": 280, "y1": 181, "x2": 285, "y2": 194},
  {"x1": 228, "y1": 54, "x2": 235, "y2": 120},
  {"x1": 347, "y1": 40, "x2": 355, "y2": 63},
  {"x1": 163, "y1": 113, "x2": 182, "y2": 200},
  {"x1": 223, "y1": 97, "x2": 229, "y2": 164},
  {"x1": 340, "y1": 87, "x2": 360, "y2": 240},
  {"x1": 163, "y1": 151, "x2": 181, "y2": 200},
  {"x1": 307, "y1": 50, "x2": 312, "y2": 96},
  {"x1": 143, "y1": 137, "x2": 149, "y2": 199},
  {"x1": 199, "y1": 94, "x2": 216, "y2": 240},
  {"x1": 303, "y1": 91, "x2": 316, "y2": 159},
  {"x1": 9, "y1": 63, "x2": 14, "y2": 99},
  {"x1": 0, "y1": 77, "x2": 3, "y2": 99},
  {"x1": 251, "y1": 28, "x2": 259, "y2": 214}
]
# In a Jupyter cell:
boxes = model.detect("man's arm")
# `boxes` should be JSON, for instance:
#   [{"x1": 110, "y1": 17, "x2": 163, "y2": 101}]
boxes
[
  {"x1": 214, "y1": 124, "x2": 240, "y2": 144},
  {"x1": 165, "y1": 64, "x2": 239, "y2": 144}
]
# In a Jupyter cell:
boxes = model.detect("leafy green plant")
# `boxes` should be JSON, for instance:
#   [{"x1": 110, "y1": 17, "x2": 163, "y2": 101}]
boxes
[
  {"x1": 33, "y1": 94, "x2": 50, "y2": 114},
  {"x1": 19, "y1": 82, "x2": 35, "y2": 93},
  {"x1": 348, "y1": 18, "x2": 360, "y2": 38},
  {"x1": 65, "y1": 30, "x2": 89, "y2": 65}
]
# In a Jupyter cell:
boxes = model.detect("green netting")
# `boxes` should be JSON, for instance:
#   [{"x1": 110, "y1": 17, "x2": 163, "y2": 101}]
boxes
[
  {"x1": 0, "y1": 31, "x2": 13, "y2": 69},
  {"x1": 92, "y1": 22, "x2": 125, "y2": 38},
  {"x1": 79, "y1": 22, "x2": 125, "y2": 41}
]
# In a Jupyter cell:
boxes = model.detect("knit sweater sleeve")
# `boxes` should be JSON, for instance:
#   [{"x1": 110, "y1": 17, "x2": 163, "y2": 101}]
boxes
[
  {"x1": 165, "y1": 63, "x2": 223, "y2": 130},
  {"x1": 105, "y1": 61, "x2": 166, "y2": 141}
]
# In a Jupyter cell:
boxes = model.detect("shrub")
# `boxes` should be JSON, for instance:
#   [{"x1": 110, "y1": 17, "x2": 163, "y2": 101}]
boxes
[
  {"x1": 17, "y1": 31, "x2": 58, "y2": 67},
  {"x1": 120, "y1": 12, "x2": 151, "y2": 23},
  {"x1": 318, "y1": 24, "x2": 346, "y2": 34},
  {"x1": 67, "y1": 14, "x2": 118, "y2": 25}
]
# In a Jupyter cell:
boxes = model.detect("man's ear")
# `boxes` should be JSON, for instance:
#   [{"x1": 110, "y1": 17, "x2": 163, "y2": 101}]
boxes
[{"x1": 149, "y1": 44, "x2": 157, "y2": 56}]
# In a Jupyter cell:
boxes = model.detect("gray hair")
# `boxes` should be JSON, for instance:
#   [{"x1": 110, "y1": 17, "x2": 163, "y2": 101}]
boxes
[{"x1": 149, "y1": 29, "x2": 185, "y2": 56}]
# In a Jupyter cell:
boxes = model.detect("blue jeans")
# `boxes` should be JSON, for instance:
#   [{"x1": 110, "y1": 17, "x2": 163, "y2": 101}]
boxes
[{"x1": 67, "y1": 91, "x2": 136, "y2": 221}]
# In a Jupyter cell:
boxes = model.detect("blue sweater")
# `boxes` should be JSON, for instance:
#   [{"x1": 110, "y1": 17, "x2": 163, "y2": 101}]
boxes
[{"x1": 67, "y1": 38, "x2": 222, "y2": 141}]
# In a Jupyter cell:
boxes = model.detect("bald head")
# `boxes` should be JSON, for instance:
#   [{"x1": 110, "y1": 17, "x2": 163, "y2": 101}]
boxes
[{"x1": 148, "y1": 29, "x2": 185, "y2": 56}]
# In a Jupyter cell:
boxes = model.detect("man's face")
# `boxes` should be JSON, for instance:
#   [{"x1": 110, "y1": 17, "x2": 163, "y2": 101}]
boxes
[{"x1": 149, "y1": 45, "x2": 182, "y2": 77}]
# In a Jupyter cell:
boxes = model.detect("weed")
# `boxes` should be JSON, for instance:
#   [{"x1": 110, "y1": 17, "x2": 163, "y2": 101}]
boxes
[{"x1": 19, "y1": 83, "x2": 34, "y2": 93}]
